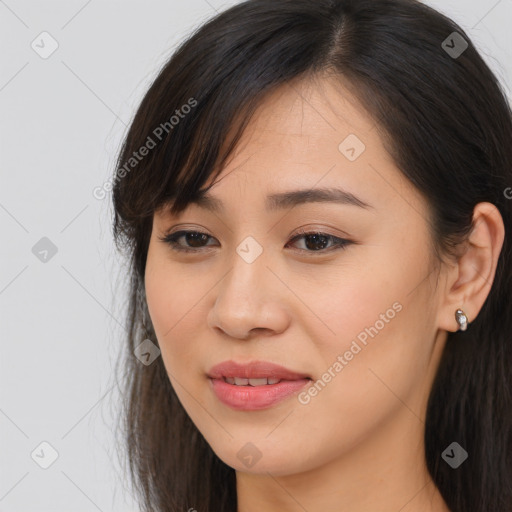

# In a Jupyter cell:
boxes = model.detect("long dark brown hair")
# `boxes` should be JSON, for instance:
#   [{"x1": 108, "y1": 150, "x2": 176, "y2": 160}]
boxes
[{"x1": 111, "y1": 1, "x2": 512, "y2": 510}]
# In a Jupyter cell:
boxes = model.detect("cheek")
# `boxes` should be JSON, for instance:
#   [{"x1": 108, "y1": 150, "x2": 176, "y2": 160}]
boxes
[
  {"x1": 144, "y1": 254, "x2": 213, "y2": 379},
  {"x1": 290, "y1": 257, "x2": 400, "y2": 351},
  {"x1": 145, "y1": 254, "x2": 179, "y2": 345},
  {"x1": 300, "y1": 242, "x2": 433, "y2": 404},
  {"x1": 289, "y1": 299, "x2": 428, "y2": 465}
]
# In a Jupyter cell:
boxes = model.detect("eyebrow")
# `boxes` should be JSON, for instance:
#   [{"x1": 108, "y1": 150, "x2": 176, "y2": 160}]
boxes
[{"x1": 190, "y1": 187, "x2": 374, "y2": 213}]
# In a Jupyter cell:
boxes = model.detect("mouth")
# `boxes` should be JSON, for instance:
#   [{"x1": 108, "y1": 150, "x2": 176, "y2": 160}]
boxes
[
  {"x1": 207, "y1": 359, "x2": 312, "y2": 381},
  {"x1": 207, "y1": 360, "x2": 312, "y2": 411},
  {"x1": 221, "y1": 376, "x2": 286, "y2": 386}
]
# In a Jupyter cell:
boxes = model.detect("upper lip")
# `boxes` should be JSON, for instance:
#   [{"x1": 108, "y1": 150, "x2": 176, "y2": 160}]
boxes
[{"x1": 207, "y1": 360, "x2": 311, "y2": 380}]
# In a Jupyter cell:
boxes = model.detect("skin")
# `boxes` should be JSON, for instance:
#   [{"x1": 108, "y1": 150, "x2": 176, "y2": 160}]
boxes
[{"x1": 144, "y1": 74, "x2": 505, "y2": 512}]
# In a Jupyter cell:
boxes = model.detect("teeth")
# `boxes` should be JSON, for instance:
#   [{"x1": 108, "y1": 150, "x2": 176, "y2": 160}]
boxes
[{"x1": 225, "y1": 377, "x2": 282, "y2": 386}]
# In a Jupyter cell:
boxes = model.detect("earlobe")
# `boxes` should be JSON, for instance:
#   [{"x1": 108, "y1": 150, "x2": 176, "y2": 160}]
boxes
[{"x1": 438, "y1": 202, "x2": 505, "y2": 333}]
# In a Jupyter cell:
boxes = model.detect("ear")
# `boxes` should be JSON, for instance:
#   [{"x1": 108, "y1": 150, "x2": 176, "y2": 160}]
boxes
[{"x1": 437, "y1": 202, "x2": 505, "y2": 332}]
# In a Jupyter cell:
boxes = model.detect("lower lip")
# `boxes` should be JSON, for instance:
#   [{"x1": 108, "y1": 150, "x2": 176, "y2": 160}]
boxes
[{"x1": 209, "y1": 377, "x2": 311, "y2": 411}]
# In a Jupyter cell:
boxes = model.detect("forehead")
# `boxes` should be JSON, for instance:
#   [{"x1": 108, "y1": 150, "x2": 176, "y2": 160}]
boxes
[
  {"x1": 252, "y1": 74, "x2": 377, "y2": 137},
  {"x1": 157, "y1": 74, "x2": 427, "y2": 224},
  {"x1": 199, "y1": 75, "x2": 403, "y2": 199}
]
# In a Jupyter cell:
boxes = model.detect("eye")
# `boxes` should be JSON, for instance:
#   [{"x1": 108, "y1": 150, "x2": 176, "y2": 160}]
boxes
[
  {"x1": 159, "y1": 229, "x2": 353, "y2": 254},
  {"x1": 158, "y1": 230, "x2": 219, "y2": 253},
  {"x1": 286, "y1": 228, "x2": 352, "y2": 253}
]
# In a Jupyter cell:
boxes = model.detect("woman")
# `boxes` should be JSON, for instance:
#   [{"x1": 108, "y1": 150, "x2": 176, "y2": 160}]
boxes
[{"x1": 112, "y1": 0, "x2": 512, "y2": 510}]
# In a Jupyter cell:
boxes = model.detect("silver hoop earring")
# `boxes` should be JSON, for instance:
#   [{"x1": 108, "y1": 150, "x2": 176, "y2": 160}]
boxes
[{"x1": 455, "y1": 308, "x2": 468, "y2": 331}]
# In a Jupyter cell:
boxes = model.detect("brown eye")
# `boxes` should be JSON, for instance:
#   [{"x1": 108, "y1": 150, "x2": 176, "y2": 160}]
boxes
[
  {"x1": 159, "y1": 230, "x2": 218, "y2": 252},
  {"x1": 286, "y1": 231, "x2": 352, "y2": 253}
]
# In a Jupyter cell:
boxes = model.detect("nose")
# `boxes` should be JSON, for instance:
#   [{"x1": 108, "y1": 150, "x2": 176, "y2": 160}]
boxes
[{"x1": 206, "y1": 249, "x2": 290, "y2": 340}]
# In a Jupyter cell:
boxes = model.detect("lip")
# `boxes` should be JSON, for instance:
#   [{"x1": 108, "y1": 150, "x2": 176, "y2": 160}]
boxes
[
  {"x1": 207, "y1": 360, "x2": 311, "y2": 380},
  {"x1": 207, "y1": 360, "x2": 312, "y2": 411}
]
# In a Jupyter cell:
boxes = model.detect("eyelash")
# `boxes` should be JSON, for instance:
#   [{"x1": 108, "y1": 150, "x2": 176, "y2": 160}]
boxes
[{"x1": 158, "y1": 229, "x2": 352, "y2": 255}]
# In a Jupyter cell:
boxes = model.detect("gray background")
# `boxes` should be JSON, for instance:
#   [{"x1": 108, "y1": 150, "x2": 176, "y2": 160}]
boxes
[{"x1": 1, "y1": 0, "x2": 510, "y2": 510}]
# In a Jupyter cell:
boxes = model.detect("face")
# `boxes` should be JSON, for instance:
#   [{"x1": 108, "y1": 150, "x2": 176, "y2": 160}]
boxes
[{"x1": 145, "y1": 75, "x2": 447, "y2": 476}]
